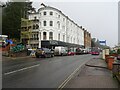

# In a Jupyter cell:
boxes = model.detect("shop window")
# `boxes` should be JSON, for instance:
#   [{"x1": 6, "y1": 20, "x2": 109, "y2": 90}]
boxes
[
  {"x1": 49, "y1": 32, "x2": 53, "y2": 40},
  {"x1": 63, "y1": 35, "x2": 65, "y2": 42},
  {"x1": 58, "y1": 34, "x2": 60, "y2": 41}
]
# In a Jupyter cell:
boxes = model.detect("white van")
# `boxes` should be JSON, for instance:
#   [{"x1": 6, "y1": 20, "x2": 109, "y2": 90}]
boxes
[{"x1": 54, "y1": 46, "x2": 68, "y2": 56}]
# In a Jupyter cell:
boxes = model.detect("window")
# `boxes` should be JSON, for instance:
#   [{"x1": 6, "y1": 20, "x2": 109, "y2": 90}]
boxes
[
  {"x1": 43, "y1": 21, "x2": 47, "y2": 26},
  {"x1": 50, "y1": 21, "x2": 53, "y2": 26},
  {"x1": 50, "y1": 12, "x2": 53, "y2": 15},
  {"x1": 63, "y1": 18, "x2": 65, "y2": 22},
  {"x1": 74, "y1": 38, "x2": 75, "y2": 43},
  {"x1": 43, "y1": 11, "x2": 46, "y2": 15},
  {"x1": 33, "y1": 24, "x2": 36, "y2": 29},
  {"x1": 49, "y1": 32, "x2": 53, "y2": 40},
  {"x1": 39, "y1": 22, "x2": 41, "y2": 26},
  {"x1": 62, "y1": 26, "x2": 65, "y2": 30},
  {"x1": 43, "y1": 32, "x2": 47, "y2": 40},
  {"x1": 36, "y1": 24, "x2": 39, "y2": 29},
  {"x1": 39, "y1": 32, "x2": 41, "y2": 39},
  {"x1": 58, "y1": 34, "x2": 60, "y2": 41},
  {"x1": 57, "y1": 21, "x2": 60, "y2": 29},
  {"x1": 58, "y1": 15, "x2": 60, "y2": 18},
  {"x1": 36, "y1": 34, "x2": 38, "y2": 39},
  {"x1": 33, "y1": 24, "x2": 39, "y2": 29}
]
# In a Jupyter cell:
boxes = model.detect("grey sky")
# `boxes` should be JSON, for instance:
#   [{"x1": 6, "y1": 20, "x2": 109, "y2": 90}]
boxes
[{"x1": 32, "y1": 0, "x2": 118, "y2": 47}]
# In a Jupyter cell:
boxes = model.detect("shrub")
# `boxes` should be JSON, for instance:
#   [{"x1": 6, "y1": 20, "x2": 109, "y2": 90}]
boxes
[
  {"x1": 109, "y1": 50, "x2": 116, "y2": 55},
  {"x1": 117, "y1": 48, "x2": 120, "y2": 54}
]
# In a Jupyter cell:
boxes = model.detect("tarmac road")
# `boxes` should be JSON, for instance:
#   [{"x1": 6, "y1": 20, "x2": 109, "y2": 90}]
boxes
[{"x1": 2, "y1": 54, "x2": 97, "y2": 88}]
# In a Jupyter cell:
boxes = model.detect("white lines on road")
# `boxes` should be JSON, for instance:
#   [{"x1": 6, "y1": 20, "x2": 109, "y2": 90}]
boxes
[
  {"x1": 57, "y1": 60, "x2": 90, "y2": 90},
  {"x1": 4, "y1": 64, "x2": 40, "y2": 75}
]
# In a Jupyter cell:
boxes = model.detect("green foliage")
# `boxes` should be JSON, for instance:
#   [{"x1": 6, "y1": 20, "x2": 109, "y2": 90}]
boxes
[
  {"x1": 109, "y1": 50, "x2": 117, "y2": 55},
  {"x1": 117, "y1": 49, "x2": 120, "y2": 54},
  {"x1": 2, "y1": 1, "x2": 35, "y2": 40}
]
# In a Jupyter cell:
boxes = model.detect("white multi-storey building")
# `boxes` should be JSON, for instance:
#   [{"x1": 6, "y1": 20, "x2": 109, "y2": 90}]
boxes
[{"x1": 28, "y1": 5, "x2": 84, "y2": 49}]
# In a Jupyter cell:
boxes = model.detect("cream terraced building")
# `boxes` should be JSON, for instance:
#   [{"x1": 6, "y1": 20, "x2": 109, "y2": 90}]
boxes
[{"x1": 28, "y1": 6, "x2": 85, "y2": 49}]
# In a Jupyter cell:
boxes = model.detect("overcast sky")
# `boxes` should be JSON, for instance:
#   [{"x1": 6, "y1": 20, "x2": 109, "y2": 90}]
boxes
[
  {"x1": 31, "y1": 0, "x2": 118, "y2": 47},
  {"x1": 1, "y1": 0, "x2": 119, "y2": 47}
]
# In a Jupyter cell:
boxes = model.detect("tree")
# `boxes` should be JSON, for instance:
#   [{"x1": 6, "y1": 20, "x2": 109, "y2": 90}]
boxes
[
  {"x1": 91, "y1": 38, "x2": 96, "y2": 47},
  {"x1": 2, "y1": 1, "x2": 35, "y2": 40},
  {"x1": 117, "y1": 48, "x2": 120, "y2": 54}
]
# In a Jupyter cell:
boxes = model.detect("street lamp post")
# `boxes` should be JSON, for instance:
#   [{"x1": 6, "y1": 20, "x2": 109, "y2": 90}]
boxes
[
  {"x1": 38, "y1": 12, "x2": 41, "y2": 48},
  {"x1": 38, "y1": 31, "x2": 41, "y2": 48}
]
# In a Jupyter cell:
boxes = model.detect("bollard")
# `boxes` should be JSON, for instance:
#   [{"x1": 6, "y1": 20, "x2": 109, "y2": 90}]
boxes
[
  {"x1": 105, "y1": 55, "x2": 110, "y2": 63},
  {"x1": 107, "y1": 56, "x2": 114, "y2": 70}
]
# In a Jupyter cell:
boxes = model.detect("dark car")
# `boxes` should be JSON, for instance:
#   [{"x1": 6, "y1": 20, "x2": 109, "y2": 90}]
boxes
[{"x1": 35, "y1": 48, "x2": 54, "y2": 58}]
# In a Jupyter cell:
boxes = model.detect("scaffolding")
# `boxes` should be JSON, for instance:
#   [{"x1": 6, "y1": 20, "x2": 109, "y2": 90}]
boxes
[{"x1": 21, "y1": 18, "x2": 33, "y2": 45}]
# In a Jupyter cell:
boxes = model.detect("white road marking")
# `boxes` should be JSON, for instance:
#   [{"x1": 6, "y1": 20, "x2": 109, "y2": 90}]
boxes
[
  {"x1": 57, "y1": 60, "x2": 90, "y2": 90},
  {"x1": 4, "y1": 64, "x2": 40, "y2": 75}
]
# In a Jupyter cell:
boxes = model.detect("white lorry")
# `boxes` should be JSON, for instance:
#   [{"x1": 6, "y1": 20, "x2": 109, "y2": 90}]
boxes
[{"x1": 54, "y1": 46, "x2": 68, "y2": 56}]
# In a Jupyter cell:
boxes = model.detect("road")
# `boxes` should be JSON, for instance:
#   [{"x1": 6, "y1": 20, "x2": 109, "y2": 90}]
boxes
[{"x1": 2, "y1": 54, "x2": 98, "y2": 88}]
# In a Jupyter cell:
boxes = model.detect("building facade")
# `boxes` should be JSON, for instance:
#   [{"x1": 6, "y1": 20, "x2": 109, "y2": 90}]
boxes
[
  {"x1": 28, "y1": 5, "x2": 87, "y2": 49},
  {"x1": 84, "y1": 29, "x2": 91, "y2": 48}
]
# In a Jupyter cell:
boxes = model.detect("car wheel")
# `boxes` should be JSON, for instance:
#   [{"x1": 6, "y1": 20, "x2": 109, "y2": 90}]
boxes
[
  {"x1": 49, "y1": 54, "x2": 51, "y2": 58},
  {"x1": 36, "y1": 55, "x2": 39, "y2": 58},
  {"x1": 52, "y1": 54, "x2": 54, "y2": 57},
  {"x1": 44, "y1": 54, "x2": 47, "y2": 58}
]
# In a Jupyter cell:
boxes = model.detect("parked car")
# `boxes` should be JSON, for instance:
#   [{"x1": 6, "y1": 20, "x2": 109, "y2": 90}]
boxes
[
  {"x1": 76, "y1": 48, "x2": 83, "y2": 55},
  {"x1": 82, "y1": 49, "x2": 88, "y2": 54},
  {"x1": 117, "y1": 54, "x2": 120, "y2": 60},
  {"x1": 54, "y1": 46, "x2": 68, "y2": 56},
  {"x1": 67, "y1": 51, "x2": 75, "y2": 56},
  {"x1": 91, "y1": 51, "x2": 100, "y2": 55},
  {"x1": 35, "y1": 48, "x2": 54, "y2": 58},
  {"x1": 88, "y1": 51, "x2": 92, "y2": 54}
]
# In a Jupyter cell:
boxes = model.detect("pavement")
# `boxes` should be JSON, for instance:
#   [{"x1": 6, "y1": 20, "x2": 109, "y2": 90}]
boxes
[{"x1": 64, "y1": 56, "x2": 120, "y2": 88}]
